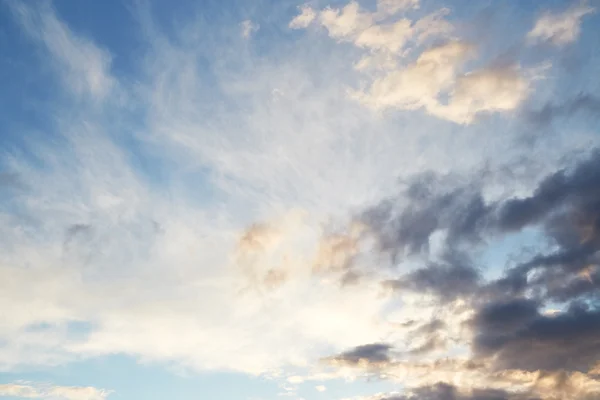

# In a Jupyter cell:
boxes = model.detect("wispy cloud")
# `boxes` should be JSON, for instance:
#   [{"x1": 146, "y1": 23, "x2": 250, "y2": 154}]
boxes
[
  {"x1": 528, "y1": 2, "x2": 595, "y2": 46},
  {"x1": 10, "y1": 2, "x2": 115, "y2": 99},
  {"x1": 0, "y1": 382, "x2": 111, "y2": 400},
  {"x1": 241, "y1": 19, "x2": 259, "y2": 38}
]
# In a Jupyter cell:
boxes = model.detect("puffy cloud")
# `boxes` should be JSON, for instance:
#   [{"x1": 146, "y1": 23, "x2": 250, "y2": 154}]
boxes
[
  {"x1": 289, "y1": 5, "x2": 317, "y2": 29},
  {"x1": 384, "y1": 252, "x2": 480, "y2": 301},
  {"x1": 336, "y1": 151, "x2": 600, "y2": 397},
  {"x1": 433, "y1": 67, "x2": 531, "y2": 124},
  {"x1": 290, "y1": 1, "x2": 534, "y2": 124},
  {"x1": 356, "y1": 42, "x2": 532, "y2": 124},
  {"x1": 528, "y1": 3, "x2": 595, "y2": 46},
  {"x1": 355, "y1": 41, "x2": 473, "y2": 112}
]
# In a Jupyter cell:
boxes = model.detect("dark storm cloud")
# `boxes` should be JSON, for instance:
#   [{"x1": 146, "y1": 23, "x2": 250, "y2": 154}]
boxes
[{"x1": 325, "y1": 343, "x2": 393, "y2": 366}]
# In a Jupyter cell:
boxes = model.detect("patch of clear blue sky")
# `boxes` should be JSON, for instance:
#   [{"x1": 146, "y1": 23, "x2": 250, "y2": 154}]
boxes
[{"x1": 479, "y1": 228, "x2": 545, "y2": 281}]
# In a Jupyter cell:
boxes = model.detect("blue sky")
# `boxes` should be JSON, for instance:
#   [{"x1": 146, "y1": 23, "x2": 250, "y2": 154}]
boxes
[{"x1": 1, "y1": 1, "x2": 600, "y2": 399}]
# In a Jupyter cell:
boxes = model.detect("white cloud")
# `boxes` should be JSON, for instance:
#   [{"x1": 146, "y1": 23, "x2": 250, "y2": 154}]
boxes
[
  {"x1": 241, "y1": 20, "x2": 259, "y2": 38},
  {"x1": 528, "y1": 2, "x2": 595, "y2": 46},
  {"x1": 315, "y1": 385, "x2": 327, "y2": 392},
  {"x1": 0, "y1": 382, "x2": 111, "y2": 400},
  {"x1": 289, "y1": 5, "x2": 317, "y2": 29},
  {"x1": 353, "y1": 41, "x2": 535, "y2": 124},
  {"x1": 354, "y1": 41, "x2": 472, "y2": 111},
  {"x1": 289, "y1": 0, "x2": 533, "y2": 123},
  {"x1": 432, "y1": 66, "x2": 531, "y2": 124},
  {"x1": 293, "y1": 1, "x2": 451, "y2": 55},
  {"x1": 11, "y1": 2, "x2": 114, "y2": 99},
  {"x1": 320, "y1": 2, "x2": 373, "y2": 39}
]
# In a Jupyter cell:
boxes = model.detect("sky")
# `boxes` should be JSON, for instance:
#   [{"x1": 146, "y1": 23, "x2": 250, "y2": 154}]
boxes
[{"x1": 0, "y1": 0, "x2": 600, "y2": 399}]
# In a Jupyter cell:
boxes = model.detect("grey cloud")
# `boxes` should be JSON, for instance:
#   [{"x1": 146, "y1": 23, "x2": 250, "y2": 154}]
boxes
[
  {"x1": 366, "y1": 150, "x2": 600, "y2": 306},
  {"x1": 473, "y1": 302, "x2": 600, "y2": 372},
  {"x1": 385, "y1": 250, "x2": 480, "y2": 301},
  {"x1": 325, "y1": 343, "x2": 393, "y2": 367},
  {"x1": 471, "y1": 298, "x2": 539, "y2": 334},
  {"x1": 361, "y1": 173, "x2": 490, "y2": 258},
  {"x1": 356, "y1": 150, "x2": 600, "y2": 390},
  {"x1": 377, "y1": 383, "x2": 538, "y2": 400},
  {"x1": 496, "y1": 151, "x2": 600, "y2": 232},
  {"x1": 364, "y1": 150, "x2": 600, "y2": 252}
]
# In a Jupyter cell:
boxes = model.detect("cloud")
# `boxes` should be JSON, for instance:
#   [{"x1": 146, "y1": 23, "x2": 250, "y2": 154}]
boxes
[
  {"x1": 384, "y1": 251, "x2": 480, "y2": 301},
  {"x1": 362, "y1": 150, "x2": 600, "y2": 257},
  {"x1": 374, "y1": 382, "x2": 534, "y2": 400},
  {"x1": 334, "y1": 150, "x2": 600, "y2": 397},
  {"x1": 325, "y1": 343, "x2": 394, "y2": 368},
  {"x1": 2, "y1": 1, "x2": 600, "y2": 399},
  {"x1": 291, "y1": 1, "x2": 451, "y2": 54},
  {"x1": 473, "y1": 302, "x2": 600, "y2": 373},
  {"x1": 355, "y1": 42, "x2": 532, "y2": 124},
  {"x1": 0, "y1": 382, "x2": 111, "y2": 400},
  {"x1": 432, "y1": 66, "x2": 531, "y2": 124},
  {"x1": 528, "y1": 2, "x2": 595, "y2": 46},
  {"x1": 290, "y1": 1, "x2": 535, "y2": 124},
  {"x1": 496, "y1": 149, "x2": 600, "y2": 232},
  {"x1": 10, "y1": 2, "x2": 115, "y2": 99},
  {"x1": 241, "y1": 20, "x2": 259, "y2": 38},
  {"x1": 289, "y1": 5, "x2": 317, "y2": 29}
]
